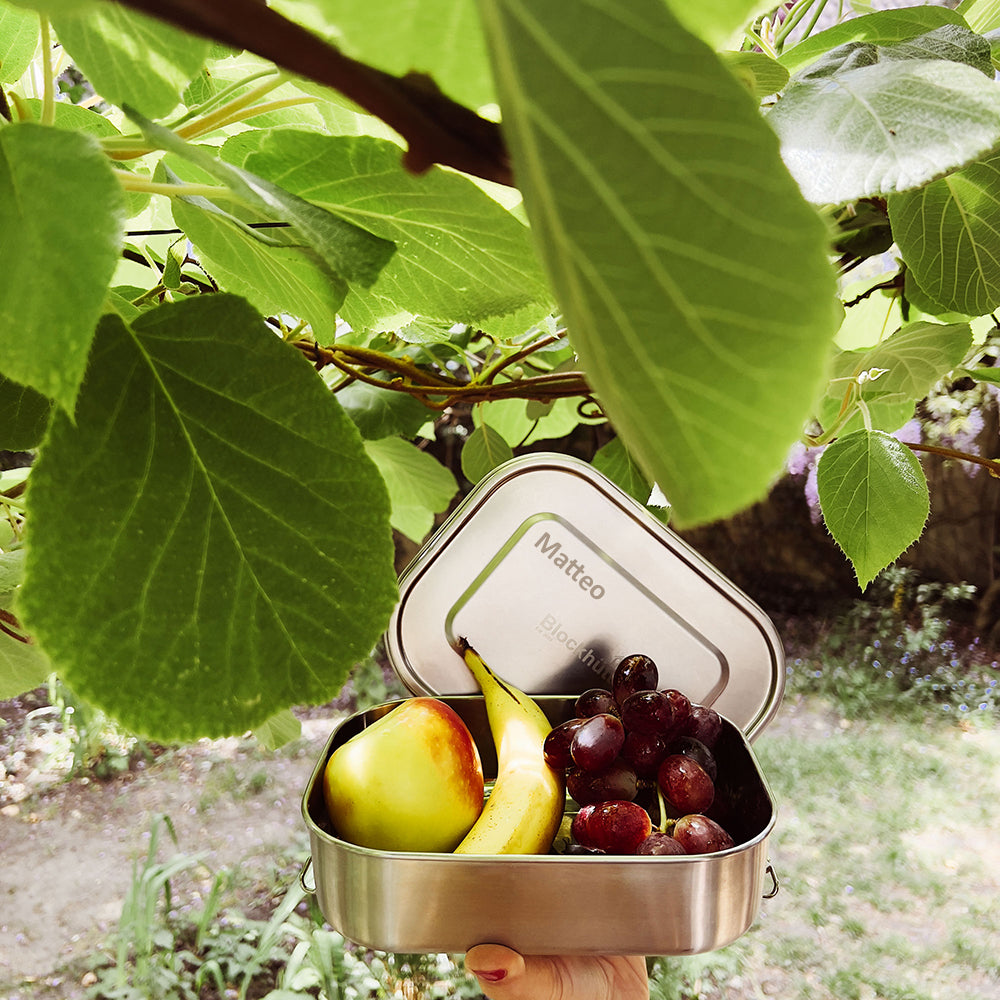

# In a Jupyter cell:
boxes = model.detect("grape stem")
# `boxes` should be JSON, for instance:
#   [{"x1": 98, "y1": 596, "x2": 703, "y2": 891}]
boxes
[{"x1": 655, "y1": 786, "x2": 673, "y2": 835}]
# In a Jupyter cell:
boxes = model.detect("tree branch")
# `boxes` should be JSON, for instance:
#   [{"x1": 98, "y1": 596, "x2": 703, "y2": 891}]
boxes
[
  {"x1": 906, "y1": 441, "x2": 1000, "y2": 478},
  {"x1": 111, "y1": 0, "x2": 513, "y2": 186}
]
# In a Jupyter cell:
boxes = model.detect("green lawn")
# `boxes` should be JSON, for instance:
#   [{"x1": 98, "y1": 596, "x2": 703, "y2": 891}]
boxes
[{"x1": 650, "y1": 701, "x2": 1000, "y2": 1000}]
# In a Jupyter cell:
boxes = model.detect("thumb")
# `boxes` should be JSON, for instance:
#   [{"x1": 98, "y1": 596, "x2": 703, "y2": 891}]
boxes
[{"x1": 465, "y1": 944, "x2": 534, "y2": 1000}]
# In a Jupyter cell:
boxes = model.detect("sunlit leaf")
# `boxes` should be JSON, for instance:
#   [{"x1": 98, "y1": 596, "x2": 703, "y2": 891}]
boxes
[
  {"x1": 778, "y1": 6, "x2": 967, "y2": 74},
  {"x1": 889, "y1": 152, "x2": 1000, "y2": 316},
  {"x1": 253, "y1": 708, "x2": 302, "y2": 749},
  {"x1": 129, "y1": 114, "x2": 396, "y2": 289},
  {"x1": 222, "y1": 129, "x2": 550, "y2": 331},
  {"x1": 364, "y1": 436, "x2": 458, "y2": 543},
  {"x1": 0, "y1": 1, "x2": 39, "y2": 83},
  {"x1": 768, "y1": 57, "x2": 1000, "y2": 204},
  {"x1": 275, "y1": 0, "x2": 495, "y2": 109},
  {"x1": 52, "y1": 5, "x2": 211, "y2": 117},
  {"x1": 480, "y1": 0, "x2": 837, "y2": 526}
]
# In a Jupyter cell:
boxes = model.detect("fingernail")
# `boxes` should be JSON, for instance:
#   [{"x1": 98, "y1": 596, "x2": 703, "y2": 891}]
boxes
[{"x1": 471, "y1": 969, "x2": 508, "y2": 983}]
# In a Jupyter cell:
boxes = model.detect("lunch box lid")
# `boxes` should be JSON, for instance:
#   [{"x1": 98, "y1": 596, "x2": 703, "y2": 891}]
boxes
[{"x1": 384, "y1": 453, "x2": 784, "y2": 741}]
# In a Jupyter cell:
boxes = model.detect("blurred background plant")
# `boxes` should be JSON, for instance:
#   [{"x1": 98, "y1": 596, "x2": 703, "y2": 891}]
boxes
[{"x1": 780, "y1": 566, "x2": 999, "y2": 722}]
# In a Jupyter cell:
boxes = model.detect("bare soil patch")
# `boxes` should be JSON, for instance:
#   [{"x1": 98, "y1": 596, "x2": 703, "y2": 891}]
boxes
[{"x1": 1, "y1": 694, "x2": 341, "y2": 996}]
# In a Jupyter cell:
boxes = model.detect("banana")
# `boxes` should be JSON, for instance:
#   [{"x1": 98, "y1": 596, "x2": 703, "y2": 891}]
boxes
[{"x1": 453, "y1": 638, "x2": 566, "y2": 855}]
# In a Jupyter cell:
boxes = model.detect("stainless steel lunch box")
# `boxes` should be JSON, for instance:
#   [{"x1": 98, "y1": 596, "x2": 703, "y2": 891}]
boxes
[{"x1": 301, "y1": 454, "x2": 782, "y2": 956}]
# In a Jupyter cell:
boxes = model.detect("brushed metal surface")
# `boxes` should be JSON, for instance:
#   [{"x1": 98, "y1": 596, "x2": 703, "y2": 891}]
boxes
[
  {"x1": 302, "y1": 697, "x2": 776, "y2": 956},
  {"x1": 384, "y1": 454, "x2": 783, "y2": 741}
]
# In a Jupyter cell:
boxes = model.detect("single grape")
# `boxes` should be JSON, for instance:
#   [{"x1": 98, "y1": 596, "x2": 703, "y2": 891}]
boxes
[
  {"x1": 612, "y1": 654, "x2": 658, "y2": 706},
  {"x1": 621, "y1": 730, "x2": 669, "y2": 777},
  {"x1": 565, "y1": 843, "x2": 605, "y2": 855},
  {"x1": 672, "y1": 814, "x2": 735, "y2": 854},
  {"x1": 657, "y1": 754, "x2": 715, "y2": 814},
  {"x1": 567, "y1": 759, "x2": 638, "y2": 805},
  {"x1": 575, "y1": 688, "x2": 619, "y2": 719},
  {"x1": 570, "y1": 713, "x2": 625, "y2": 771},
  {"x1": 543, "y1": 718, "x2": 587, "y2": 770},
  {"x1": 570, "y1": 804, "x2": 598, "y2": 847},
  {"x1": 584, "y1": 800, "x2": 653, "y2": 854},
  {"x1": 621, "y1": 689, "x2": 676, "y2": 736},
  {"x1": 636, "y1": 831, "x2": 686, "y2": 856},
  {"x1": 682, "y1": 704, "x2": 723, "y2": 748},
  {"x1": 660, "y1": 689, "x2": 692, "y2": 738},
  {"x1": 665, "y1": 736, "x2": 718, "y2": 781}
]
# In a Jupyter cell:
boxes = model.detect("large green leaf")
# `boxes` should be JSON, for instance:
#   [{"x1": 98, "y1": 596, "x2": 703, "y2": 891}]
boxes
[
  {"x1": 52, "y1": 5, "x2": 211, "y2": 117},
  {"x1": 460, "y1": 422, "x2": 513, "y2": 484},
  {"x1": 479, "y1": 0, "x2": 837, "y2": 527},
  {"x1": 663, "y1": 0, "x2": 769, "y2": 49},
  {"x1": 816, "y1": 429, "x2": 929, "y2": 589},
  {"x1": 959, "y1": 0, "x2": 1000, "y2": 34},
  {"x1": 0, "y1": 123, "x2": 126, "y2": 411},
  {"x1": 779, "y1": 6, "x2": 969, "y2": 74},
  {"x1": 0, "y1": 629, "x2": 51, "y2": 699},
  {"x1": 163, "y1": 161, "x2": 346, "y2": 343},
  {"x1": 889, "y1": 153, "x2": 1000, "y2": 316},
  {"x1": 0, "y1": 0, "x2": 39, "y2": 83},
  {"x1": 20, "y1": 295, "x2": 398, "y2": 741},
  {"x1": 222, "y1": 129, "x2": 551, "y2": 331},
  {"x1": 816, "y1": 321, "x2": 972, "y2": 435},
  {"x1": 275, "y1": 0, "x2": 495, "y2": 110},
  {"x1": 130, "y1": 115, "x2": 397, "y2": 289},
  {"x1": 0, "y1": 375, "x2": 52, "y2": 449},
  {"x1": 591, "y1": 437, "x2": 659, "y2": 510},
  {"x1": 721, "y1": 51, "x2": 789, "y2": 99},
  {"x1": 768, "y1": 57, "x2": 1000, "y2": 205},
  {"x1": 5, "y1": 0, "x2": 93, "y2": 13},
  {"x1": 338, "y1": 381, "x2": 431, "y2": 440},
  {"x1": 363, "y1": 436, "x2": 457, "y2": 543},
  {"x1": 855, "y1": 320, "x2": 972, "y2": 395}
]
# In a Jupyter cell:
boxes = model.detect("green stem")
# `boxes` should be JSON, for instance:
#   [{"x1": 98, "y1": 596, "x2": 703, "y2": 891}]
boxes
[
  {"x1": 39, "y1": 17, "x2": 55, "y2": 126},
  {"x1": 103, "y1": 76, "x2": 300, "y2": 161},
  {"x1": 478, "y1": 332, "x2": 564, "y2": 385},
  {"x1": 175, "y1": 76, "x2": 291, "y2": 138},
  {"x1": 182, "y1": 96, "x2": 319, "y2": 139},
  {"x1": 167, "y1": 68, "x2": 281, "y2": 130},
  {"x1": 774, "y1": 0, "x2": 826, "y2": 48},
  {"x1": 112, "y1": 169, "x2": 241, "y2": 201},
  {"x1": 796, "y1": 0, "x2": 833, "y2": 45},
  {"x1": 905, "y1": 441, "x2": 1000, "y2": 478},
  {"x1": 857, "y1": 397, "x2": 873, "y2": 433},
  {"x1": 656, "y1": 786, "x2": 669, "y2": 834}
]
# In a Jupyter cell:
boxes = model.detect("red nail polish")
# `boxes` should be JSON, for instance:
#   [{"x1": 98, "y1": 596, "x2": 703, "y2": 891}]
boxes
[{"x1": 472, "y1": 969, "x2": 508, "y2": 983}]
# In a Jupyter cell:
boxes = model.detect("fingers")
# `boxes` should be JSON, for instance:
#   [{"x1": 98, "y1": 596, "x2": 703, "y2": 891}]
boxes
[
  {"x1": 464, "y1": 946, "x2": 649, "y2": 1000},
  {"x1": 465, "y1": 944, "x2": 531, "y2": 999}
]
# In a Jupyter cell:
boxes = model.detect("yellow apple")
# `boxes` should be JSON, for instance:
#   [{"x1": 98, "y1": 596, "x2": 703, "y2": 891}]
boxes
[{"x1": 322, "y1": 697, "x2": 485, "y2": 852}]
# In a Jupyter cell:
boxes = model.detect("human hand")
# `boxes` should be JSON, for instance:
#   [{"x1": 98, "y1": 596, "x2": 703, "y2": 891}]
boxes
[{"x1": 465, "y1": 944, "x2": 648, "y2": 1000}]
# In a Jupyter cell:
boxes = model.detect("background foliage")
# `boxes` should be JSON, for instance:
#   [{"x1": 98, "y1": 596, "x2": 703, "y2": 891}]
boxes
[{"x1": 4, "y1": 0, "x2": 1000, "y2": 739}]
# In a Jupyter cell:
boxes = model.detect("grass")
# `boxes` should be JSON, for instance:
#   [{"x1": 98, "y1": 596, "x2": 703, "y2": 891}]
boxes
[{"x1": 650, "y1": 710, "x2": 1000, "y2": 1000}]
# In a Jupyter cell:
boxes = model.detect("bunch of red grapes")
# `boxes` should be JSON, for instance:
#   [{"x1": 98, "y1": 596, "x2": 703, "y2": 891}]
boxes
[{"x1": 544, "y1": 653, "x2": 736, "y2": 856}]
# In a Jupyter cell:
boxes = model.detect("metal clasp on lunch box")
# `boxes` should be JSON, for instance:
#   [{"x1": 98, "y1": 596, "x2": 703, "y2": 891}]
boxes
[
  {"x1": 763, "y1": 863, "x2": 779, "y2": 898},
  {"x1": 299, "y1": 856, "x2": 317, "y2": 894}
]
